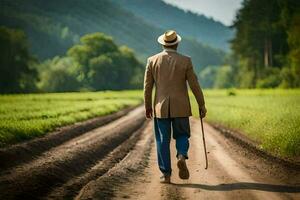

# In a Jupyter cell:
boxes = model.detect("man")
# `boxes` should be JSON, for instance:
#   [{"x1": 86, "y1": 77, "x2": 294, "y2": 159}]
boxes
[{"x1": 143, "y1": 30, "x2": 207, "y2": 184}]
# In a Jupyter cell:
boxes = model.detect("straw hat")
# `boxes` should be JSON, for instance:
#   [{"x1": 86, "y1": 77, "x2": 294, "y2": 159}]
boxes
[{"x1": 157, "y1": 30, "x2": 181, "y2": 46}]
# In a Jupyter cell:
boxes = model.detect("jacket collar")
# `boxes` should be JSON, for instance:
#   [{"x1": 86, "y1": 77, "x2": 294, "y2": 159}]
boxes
[{"x1": 163, "y1": 48, "x2": 177, "y2": 53}]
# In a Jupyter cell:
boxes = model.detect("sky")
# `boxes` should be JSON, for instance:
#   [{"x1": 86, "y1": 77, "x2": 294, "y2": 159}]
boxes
[{"x1": 163, "y1": 0, "x2": 243, "y2": 26}]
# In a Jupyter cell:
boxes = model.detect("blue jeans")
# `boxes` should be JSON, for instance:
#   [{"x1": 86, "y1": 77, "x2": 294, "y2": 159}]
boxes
[{"x1": 154, "y1": 117, "x2": 190, "y2": 176}]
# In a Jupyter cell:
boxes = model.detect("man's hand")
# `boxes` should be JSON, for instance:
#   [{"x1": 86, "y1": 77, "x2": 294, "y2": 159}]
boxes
[
  {"x1": 145, "y1": 108, "x2": 153, "y2": 119},
  {"x1": 199, "y1": 106, "x2": 207, "y2": 118}
]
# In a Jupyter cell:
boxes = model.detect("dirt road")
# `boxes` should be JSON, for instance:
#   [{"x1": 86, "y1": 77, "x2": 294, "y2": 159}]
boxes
[
  {"x1": 0, "y1": 106, "x2": 299, "y2": 200},
  {"x1": 110, "y1": 119, "x2": 300, "y2": 200}
]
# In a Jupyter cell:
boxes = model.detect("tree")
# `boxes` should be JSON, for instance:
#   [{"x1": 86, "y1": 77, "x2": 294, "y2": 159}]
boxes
[
  {"x1": 214, "y1": 65, "x2": 235, "y2": 88},
  {"x1": 285, "y1": 13, "x2": 300, "y2": 87},
  {"x1": 0, "y1": 26, "x2": 38, "y2": 93},
  {"x1": 231, "y1": 0, "x2": 300, "y2": 88},
  {"x1": 67, "y1": 32, "x2": 142, "y2": 90},
  {"x1": 199, "y1": 66, "x2": 218, "y2": 88},
  {"x1": 37, "y1": 57, "x2": 81, "y2": 92}
]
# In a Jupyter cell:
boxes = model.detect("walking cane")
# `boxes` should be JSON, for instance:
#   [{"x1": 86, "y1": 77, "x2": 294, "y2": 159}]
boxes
[{"x1": 200, "y1": 111, "x2": 208, "y2": 169}]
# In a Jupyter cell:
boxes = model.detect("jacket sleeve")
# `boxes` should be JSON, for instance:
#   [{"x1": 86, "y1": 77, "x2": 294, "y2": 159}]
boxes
[
  {"x1": 186, "y1": 57, "x2": 205, "y2": 107},
  {"x1": 143, "y1": 58, "x2": 154, "y2": 110}
]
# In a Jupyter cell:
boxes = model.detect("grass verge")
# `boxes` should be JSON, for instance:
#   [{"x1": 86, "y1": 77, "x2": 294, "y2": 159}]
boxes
[
  {"x1": 190, "y1": 89, "x2": 300, "y2": 157},
  {"x1": 0, "y1": 90, "x2": 142, "y2": 147}
]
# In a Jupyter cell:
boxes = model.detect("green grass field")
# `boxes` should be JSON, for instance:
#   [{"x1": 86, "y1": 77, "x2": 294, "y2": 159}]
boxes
[
  {"x1": 191, "y1": 89, "x2": 300, "y2": 157},
  {"x1": 0, "y1": 90, "x2": 142, "y2": 147},
  {"x1": 1, "y1": 89, "x2": 299, "y2": 158}
]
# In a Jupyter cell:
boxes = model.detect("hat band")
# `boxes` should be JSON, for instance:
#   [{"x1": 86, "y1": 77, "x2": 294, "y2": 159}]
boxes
[{"x1": 164, "y1": 36, "x2": 177, "y2": 43}]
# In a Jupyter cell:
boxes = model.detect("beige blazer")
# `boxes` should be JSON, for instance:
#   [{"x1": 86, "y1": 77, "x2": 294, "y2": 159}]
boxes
[{"x1": 143, "y1": 49, "x2": 205, "y2": 118}]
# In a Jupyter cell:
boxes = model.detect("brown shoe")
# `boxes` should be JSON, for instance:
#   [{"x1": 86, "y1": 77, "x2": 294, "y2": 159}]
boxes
[
  {"x1": 177, "y1": 155, "x2": 189, "y2": 179},
  {"x1": 160, "y1": 175, "x2": 171, "y2": 184}
]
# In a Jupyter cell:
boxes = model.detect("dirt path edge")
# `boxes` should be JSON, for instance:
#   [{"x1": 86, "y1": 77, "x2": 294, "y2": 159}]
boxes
[
  {"x1": 0, "y1": 105, "x2": 139, "y2": 171},
  {"x1": 209, "y1": 121, "x2": 300, "y2": 170},
  {"x1": 75, "y1": 124, "x2": 153, "y2": 200}
]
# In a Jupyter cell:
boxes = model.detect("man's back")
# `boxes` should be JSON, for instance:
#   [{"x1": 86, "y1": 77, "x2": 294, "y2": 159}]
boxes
[
  {"x1": 144, "y1": 48, "x2": 205, "y2": 118},
  {"x1": 143, "y1": 30, "x2": 207, "y2": 183}
]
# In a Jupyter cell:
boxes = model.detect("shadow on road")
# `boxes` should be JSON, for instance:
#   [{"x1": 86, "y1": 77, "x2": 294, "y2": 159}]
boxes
[{"x1": 172, "y1": 182, "x2": 300, "y2": 193}]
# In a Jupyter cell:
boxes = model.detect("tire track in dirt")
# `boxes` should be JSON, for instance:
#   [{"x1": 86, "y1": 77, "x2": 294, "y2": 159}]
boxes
[
  {"x1": 75, "y1": 123, "x2": 153, "y2": 200},
  {"x1": 46, "y1": 122, "x2": 149, "y2": 199},
  {"x1": 111, "y1": 118, "x2": 300, "y2": 200},
  {"x1": 0, "y1": 106, "x2": 145, "y2": 200},
  {"x1": 0, "y1": 106, "x2": 137, "y2": 171},
  {"x1": 0, "y1": 108, "x2": 299, "y2": 200}
]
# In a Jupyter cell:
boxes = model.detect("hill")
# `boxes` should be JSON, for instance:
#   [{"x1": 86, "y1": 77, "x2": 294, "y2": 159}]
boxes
[
  {"x1": 113, "y1": 0, "x2": 234, "y2": 50},
  {"x1": 0, "y1": 0, "x2": 225, "y2": 72}
]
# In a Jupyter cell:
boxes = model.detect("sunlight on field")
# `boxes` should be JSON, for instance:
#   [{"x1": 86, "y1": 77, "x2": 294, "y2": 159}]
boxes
[
  {"x1": 1, "y1": 89, "x2": 299, "y2": 157},
  {"x1": 191, "y1": 89, "x2": 300, "y2": 157},
  {"x1": 0, "y1": 90, "x2": 142, "y2": 147}
]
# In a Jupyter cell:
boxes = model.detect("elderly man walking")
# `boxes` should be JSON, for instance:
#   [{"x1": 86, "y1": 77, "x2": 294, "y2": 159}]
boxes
[{"x1": 143, "y1": 30, "x2": 207, "y2": 183}]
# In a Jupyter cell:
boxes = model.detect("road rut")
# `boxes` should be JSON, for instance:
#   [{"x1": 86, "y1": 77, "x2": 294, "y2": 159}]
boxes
[
  {"x1": 112, "y1": 118, "x2": 300, "y2": 200},
  {"x1": 0, "y1": 107, "x2": 299, "y2": 200}
]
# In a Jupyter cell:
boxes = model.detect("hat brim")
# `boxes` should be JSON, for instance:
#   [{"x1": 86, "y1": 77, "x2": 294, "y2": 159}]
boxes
[{"x1": 157, "y1": 34, "x2": 181, "y2": 46}]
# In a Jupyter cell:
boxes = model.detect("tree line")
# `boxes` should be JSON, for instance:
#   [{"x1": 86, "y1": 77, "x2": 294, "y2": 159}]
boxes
[
  {"x1": 227, "y1": 0, "x2": 299, "y2": 88},
  {"x1": 200, "y1": 0, "x2": 299, "y2": 89},
  {"x1": 0, "y1": 0, "x2": 225, "y2": 73},
  {"x1": 113, "y1": 0, "x2": 233, "y2": 50},
  {"x1": 1, "y1": 0, "x2": 299, "y2": 92},
  {"x1": 0, "y1": 27, "x2": 143, "y2": 93}
]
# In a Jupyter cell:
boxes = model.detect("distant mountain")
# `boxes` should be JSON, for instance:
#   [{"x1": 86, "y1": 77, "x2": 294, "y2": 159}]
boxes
[
  {"x1": 113, "y1": 0, "x2": 234, "y2": 51},
  {"x1": 0, "y1": 0, "x2": 225, "y2": 72}
]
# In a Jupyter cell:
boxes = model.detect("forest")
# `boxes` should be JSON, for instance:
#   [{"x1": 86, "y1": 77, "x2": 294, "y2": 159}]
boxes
[
  {"x1": 0, "y1": 0, "x2": 225, "y2": 67},
  {"x1": 113, "y1": 0, "x2": 233, "y2": 50},
  {"x1": 230, "y1": 0, "x2": 300, "y2": 88},
  {"x1": 0, "y1": 0, "x2": 227, "y2": 93},
  {"x1": 0, "y1": 0, "x2": 299, "y2": 93},
  {"x1": 0, "y1": 28, "x2": 143, "y2": 93}
]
